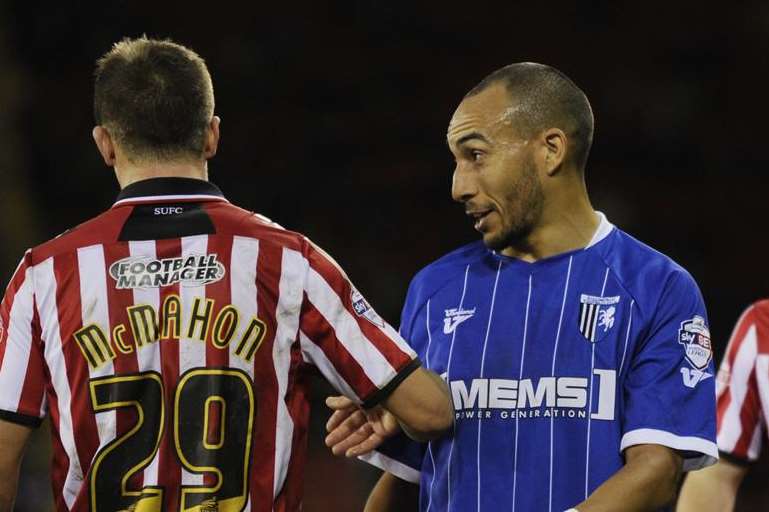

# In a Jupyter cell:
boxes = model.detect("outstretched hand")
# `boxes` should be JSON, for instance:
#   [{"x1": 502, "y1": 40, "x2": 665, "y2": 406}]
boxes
[{"x1": 324, "y1": 396, "x2": 401, "y2": 457}]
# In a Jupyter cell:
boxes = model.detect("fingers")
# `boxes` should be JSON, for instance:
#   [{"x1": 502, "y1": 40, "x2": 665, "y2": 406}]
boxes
[
  {"x1": 344, "y1": 433, "x2": 385, "y2": 457},
  {"x1": 325, "y1": 395, "x2": 355, "y2": 410},
  {"x1": 325, "y1": 408, "x2": 367, "y2": 450},
  {"x1": 326, "y1": 416, "x2": 373, "y2": 456},
  {"x1": 326, "y1": 408, "x2": 354, "y2": 433}
]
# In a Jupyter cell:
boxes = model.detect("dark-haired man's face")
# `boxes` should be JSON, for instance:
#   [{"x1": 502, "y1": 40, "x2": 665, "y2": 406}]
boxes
[{"x1": 448, "y1": 83, "x2": 544, "y2": 253}]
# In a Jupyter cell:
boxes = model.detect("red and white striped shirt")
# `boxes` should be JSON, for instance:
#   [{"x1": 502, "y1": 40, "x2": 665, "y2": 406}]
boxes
[
  {"x1": 0, "y1": 178, "x2": 419, "y2": 512},
  {"x1": 716, "y1": 299, "x2": 769, "y2": 464}
]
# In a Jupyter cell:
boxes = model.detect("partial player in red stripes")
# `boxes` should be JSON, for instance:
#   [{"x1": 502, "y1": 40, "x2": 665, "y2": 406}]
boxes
[
  {"x1": 0, "y1": 36, "x2": 453, "y2": 512},
  {"x1": 678, "y1": 300, "x2": 769, "y2": 511}
]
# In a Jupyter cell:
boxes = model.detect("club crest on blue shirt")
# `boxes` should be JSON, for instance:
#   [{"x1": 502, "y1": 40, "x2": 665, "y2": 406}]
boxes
[
  {"x1": 578, "y1": 294, "x2": 620, "y2": 342},
  {"x1": 678, "y1": 316, "x2": 712, "y2": 370},
  {"x1": 351, "y1": 288, "x2": 385, "y2": 328}
]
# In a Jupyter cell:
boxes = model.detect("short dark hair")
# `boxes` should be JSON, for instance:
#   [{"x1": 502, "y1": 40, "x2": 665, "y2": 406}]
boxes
[
  {"x1": 467, "y1": 62, "x2": 594, "y2": 170},
  {"x1": 94, "y1": 36, "x2": 214, "y2": 162}
]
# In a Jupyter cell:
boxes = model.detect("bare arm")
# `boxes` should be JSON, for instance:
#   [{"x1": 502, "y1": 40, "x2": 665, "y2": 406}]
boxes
[
  {"x1": 381, "y1": 366, "x2": 453, "y2": 441},
  {"x1": 326, "y1": 366, "x2": 452, "y2": 457},
  {"x1": 569, "y1": 444, "x2": 682, "y2": 512},
  {"x1": 0, "y1": 419, "x2": 34, "y2": 512},
  {"x1": 677, "y1": 457, "x2": 748, "y2": 512},
  {"x1": 365, "y1": 471, "x2": 419, "y2": 512}
]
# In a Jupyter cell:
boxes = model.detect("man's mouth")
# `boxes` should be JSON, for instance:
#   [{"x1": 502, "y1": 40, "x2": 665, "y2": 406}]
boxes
[{"x1": 466, "y1": 209, "x2": 493, "y2": 231}]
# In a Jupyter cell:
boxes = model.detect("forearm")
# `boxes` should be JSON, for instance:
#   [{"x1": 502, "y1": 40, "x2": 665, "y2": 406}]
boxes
[
  {"x1": 383, "y1": 367, "x2": 453, "y2": 441},
  {"x1": 365, "y1": 472, "x2": 419, "y2": 512},
  {"x1": 573, "y1": 445, "x2": 681, "y2": 512},
  {"x1": 677, "y1": 460, "x2": 747, "y2": 512},
  {"x1": 0, "y1": 470, "x2": 19, "y2": 512},
  {"x1": 0, "y1": 420, "x2": 30, "y2": 512}
]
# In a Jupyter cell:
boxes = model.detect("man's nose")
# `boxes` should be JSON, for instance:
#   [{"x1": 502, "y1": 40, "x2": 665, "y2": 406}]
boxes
[{"x1": 451, "y1": 166, "x2": 478, "y2": 203}]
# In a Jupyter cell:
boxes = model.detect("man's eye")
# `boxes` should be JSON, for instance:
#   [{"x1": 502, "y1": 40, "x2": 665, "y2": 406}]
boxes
[{"x1": 471, "y1": 150, "x2": 484, "y2": 162}]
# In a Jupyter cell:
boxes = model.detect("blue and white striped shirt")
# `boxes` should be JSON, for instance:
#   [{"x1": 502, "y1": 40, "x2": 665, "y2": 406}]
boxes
[{"x1": 362, "y1": 214, "x2": 717, "y2": 512}]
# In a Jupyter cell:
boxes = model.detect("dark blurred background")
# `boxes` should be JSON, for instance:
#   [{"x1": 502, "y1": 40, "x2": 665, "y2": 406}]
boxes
[{"x1": 2, "y1": 1, "x2": 768, "y2": 510}]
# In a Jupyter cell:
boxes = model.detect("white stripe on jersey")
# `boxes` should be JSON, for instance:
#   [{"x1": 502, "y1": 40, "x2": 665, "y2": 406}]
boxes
[
  {"x1": 512, "y1": 274, "x2": 534, "y2": 512},
  {"x1": 476, "y1": 261, "x2": 502, "y2": 512},
  {"x1": 547, "y1": 256, "x2": 574, "y2": 512},
  {"x1": 618, "y1": 301, "x2": 635, "y2": 376},
  {"x1": 229, "y1": 237, "x2": 259, "y2": 377},
  {"x1": 77, "y1": 245, "x2": 117, "y2": 449},
  {"x1": 0, "y1": 266, "x2": 34, "y2": 412},
  {"x1": 112, "y1": 194, "x2": 227, "y2": 207},
  {"x1": 584, "y1": 267, "x2": 610, "y2": 499},
  {"x1": 303, "y1": 265, "x2": 398, "y2": 389},
  {"x1": 180, "y1": 235, "x2": 209, "y2": 488},
  {"x1": 35, "y1": 257, "x2": 81, "y2": 510},
  {"x1": 718, "y1": 325, "x2": 758, "y2": 452},
  {"x1": 445, "y1": 265, "x2": 470, "y2": 511},
  {"x1": 272, "y1": 248, "x2": 304, "y2": 499},
  {"x1": 227, "y1": 237, "x2": 258, "y2": 512},
  {"x1": 130, "y1": 241, "x2": 162, "y2": 374},
  {"x1": 752, "y1": 354, "x2": 769, "y2": 459},
  {"x1": 129, "y1": 240, "x2": 163, "y2": 487},
  {"x1": 425, "y1": 299, "x2": 438, "y2": 512}
]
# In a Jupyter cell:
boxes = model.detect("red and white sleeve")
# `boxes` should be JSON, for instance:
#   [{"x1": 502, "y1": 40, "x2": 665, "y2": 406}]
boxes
[
  {"x1": 0, "y1": 252, "x2": 46, "y2": 427},
  {"x1": 297, "y1": 240, "x2": 419, "y2": 408},
  {"x1": 716, "y1": 301, "x2": 769, "y2": 463}
]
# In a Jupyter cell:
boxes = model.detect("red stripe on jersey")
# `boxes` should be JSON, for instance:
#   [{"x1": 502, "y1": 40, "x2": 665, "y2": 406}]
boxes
[
  {"x1": 155, "y1": 238, "x2": 183, "y2": 511},
  {"x1": 47, "y1": 391, "x2": 70, "y2": 512},
  {"x1": 54, "y1": 252, "x2": 101, "y2": 481},
  {"x1": 305, "y1": 247, "x2": 412, "y2": 371},
  {"x1": 717, "y1": 305, "x2": 760, "y2": 433},
  {"x1": 204, "y1": 234, "x2": 233, "y2": 368},
  {"x1": 102, "y1": 242, "x2": 142, "y2": 492},
  {"x1": 250, "y1": 241, "x2": 282, "y2": 510},
  {"x1": 732, "y1": 366, "x2": 761, "y2": 457},
  {"x1": 299, "y1": 296, "x2": 378, "y2": 400},
  {"x1": 17, "y1": 301, "x2": 45, "y2": 416},
  {"x1": 273, "y1": 345, "x2": 310, "y2": 512},
  {"x1": 202, "y1": 235, "x2": 233, "y2": 492},
  {"x1": 754, "y1": 300, "x2": 769, "y2": 351}
]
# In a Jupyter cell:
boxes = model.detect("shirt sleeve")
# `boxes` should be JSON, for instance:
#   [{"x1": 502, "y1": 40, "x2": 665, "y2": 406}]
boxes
[
  {"x1": 297, "y1": 240, "x2": 419, "y2": 408},
  {"x1": 0, "y1": 252, "x2": 47, "y2": 427},
  {"x1": 715, "y1": 301, "x2": 769, "y2": 464},
  {"x1": 620, "y1": 269, "x2": 718, "y2": 471},
  {"x1": 358, "y1": 274, "x2": 430, "y2": 481}
]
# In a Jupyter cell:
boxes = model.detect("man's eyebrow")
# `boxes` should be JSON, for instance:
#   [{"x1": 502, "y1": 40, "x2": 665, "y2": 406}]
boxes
[{"x1": 454, "y1": 132, "x2": 491, "y2": 146}]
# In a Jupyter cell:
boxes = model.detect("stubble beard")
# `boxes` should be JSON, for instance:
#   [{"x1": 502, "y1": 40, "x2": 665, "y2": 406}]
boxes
[{"x1": 482, "y1": 159, "x2": 544, "y2": 251}]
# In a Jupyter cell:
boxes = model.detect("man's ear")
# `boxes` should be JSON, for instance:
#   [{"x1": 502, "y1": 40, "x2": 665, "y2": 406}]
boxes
[
  {"x1": 540, "y1": 128, "x2": 567, "y2": 176},
  {"x1": 203, "y1": 116, "x2": 220, "y2": 159},
  {"x1": 92, "y1": 126, "x2": 117, "y2": 167}
]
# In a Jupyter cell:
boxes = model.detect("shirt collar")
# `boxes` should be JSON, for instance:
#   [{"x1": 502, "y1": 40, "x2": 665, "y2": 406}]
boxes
[
  {"x1": 585, "y1": 211, "x2": 615, "y2": 249},
  {"x1": 113, "y1": 177, "x2": 228, "y2": 207}
]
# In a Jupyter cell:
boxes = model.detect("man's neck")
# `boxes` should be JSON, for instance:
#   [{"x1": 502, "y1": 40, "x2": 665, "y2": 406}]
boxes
[
  {"x1": 116, "y1": 162, "x2": 209, "y2": 189},
  {"x1": 500, "y1": 192, "x2": 600, "y2": 262}
]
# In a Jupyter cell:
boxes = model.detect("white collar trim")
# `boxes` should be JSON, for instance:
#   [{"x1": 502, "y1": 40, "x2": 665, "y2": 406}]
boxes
[{"x1": 585, "y1": 211, "x2": 614, "y2": 249}]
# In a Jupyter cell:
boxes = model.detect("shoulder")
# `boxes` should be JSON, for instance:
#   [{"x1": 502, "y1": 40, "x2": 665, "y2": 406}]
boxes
[
  {"x1": 601, "y1": 228, "x2": 692, "y2": 282},
  {"x1": 28, "y1": 208, "x2": 130, "y2": 265},
  {"x1": 598, "y1": 228, "x2": 702, "y2": 314},
  {"x1": 735, "y1": 299, "x2": 769, "y2": 337},
  {"x1": 205, "y1": 202, "x2": 309, "y2": 253},
  {"x1": 406, "y1": 241, "x2": 487, "y2": 306}
]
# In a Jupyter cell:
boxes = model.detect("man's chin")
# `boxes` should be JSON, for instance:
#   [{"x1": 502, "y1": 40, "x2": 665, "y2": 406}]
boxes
[{"x1": 480, "y1": 231, "x2": 507, "y2": 252}]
